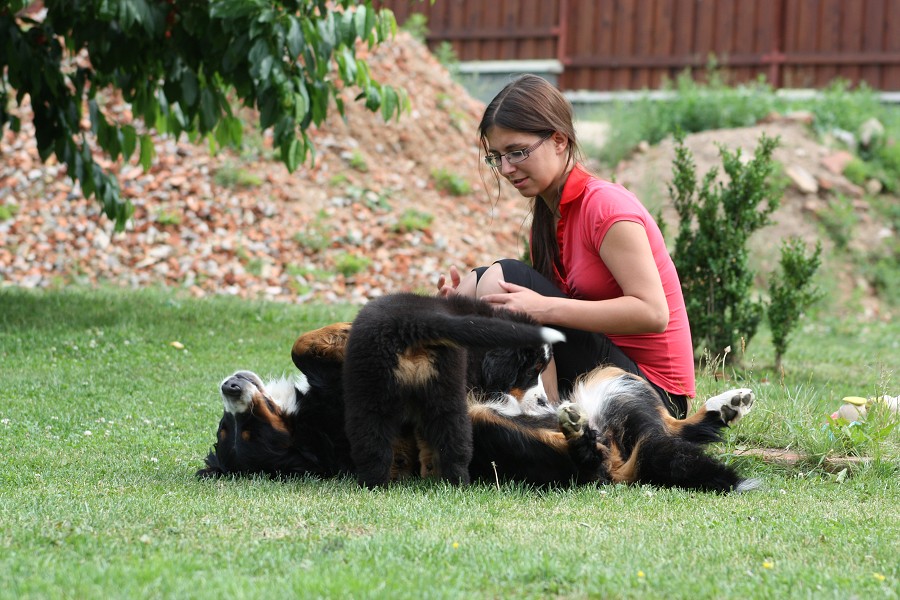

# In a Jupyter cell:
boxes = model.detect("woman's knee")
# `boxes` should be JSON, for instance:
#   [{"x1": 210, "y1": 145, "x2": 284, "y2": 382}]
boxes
[{"x1": 474, "y1": 262, "x2": 506, "y2": 297}]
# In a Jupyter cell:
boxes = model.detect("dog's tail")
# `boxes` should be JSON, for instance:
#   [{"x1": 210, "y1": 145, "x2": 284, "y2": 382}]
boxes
[
  {"x1": 414, "y1": 312, "x2": 565, "y2": 350},
  {"x1": 629, "y1": 432, "x2": 754, "y2": 493}
]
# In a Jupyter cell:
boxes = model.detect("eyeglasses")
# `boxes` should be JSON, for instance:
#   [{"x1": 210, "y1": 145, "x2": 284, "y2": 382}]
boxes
[{"x1": 484, "y1": 135, "x2": 550, "y2": 168}]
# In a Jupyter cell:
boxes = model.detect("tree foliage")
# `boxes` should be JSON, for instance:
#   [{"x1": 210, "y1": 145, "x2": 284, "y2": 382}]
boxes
[{"x1": 0, "y1": 0, "x2": 408, "y2": 229}]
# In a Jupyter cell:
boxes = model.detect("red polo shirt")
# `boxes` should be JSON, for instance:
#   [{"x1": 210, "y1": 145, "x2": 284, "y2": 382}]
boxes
[{"x1": 546, "y1": 165, "x2": 695, "y2": 398}]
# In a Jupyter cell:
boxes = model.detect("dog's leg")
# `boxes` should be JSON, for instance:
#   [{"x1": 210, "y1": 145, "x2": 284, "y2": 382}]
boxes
[
  {"x1": 419, "y1": 402, "x2": 472, "y2": 485},
  {"x1": 664, "y1": 388, "x2": 755, "y2": 444},
  {"x1": 557, "y1": 402, "x2": 611, "y2": 484},
  {"x1": 704, "y1": 388, "x2": 754, "y2": 426}
]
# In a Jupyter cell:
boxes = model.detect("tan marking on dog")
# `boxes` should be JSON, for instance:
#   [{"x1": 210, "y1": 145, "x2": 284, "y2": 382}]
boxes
[
  {"x1": 218, "y1": 428, "x2": 228, "y2": 441},
  {"x1": 469, "y1": 405, "x2": 569, "y2": 452},
  {"x1": 250, "y1": 392, "x2": 289, "y2": 434},
  {"x1": 416, "y1": 432, "x2": 439, "y2": 478},
  {"x1": 390, "y1": 434, "x2": 420, "y2": 480},
  {"x1": 508, "y1": 387, "x2": 525, "y2": 400},
  {"x1": 394, "y1": 347, "x2": 438, "y2": 386},
  {"x1": 292, "y1": 322, "x2": 352, "y2": 362},
  {"x1": 607, "y1": 437, "x2": 641, "y2": 483},
  {"x1": 662, "y1": 405, "x2": 709, "y2": 435},
  {"x1": 241, "y1": 430, "x2": 251, "y2": 442}
]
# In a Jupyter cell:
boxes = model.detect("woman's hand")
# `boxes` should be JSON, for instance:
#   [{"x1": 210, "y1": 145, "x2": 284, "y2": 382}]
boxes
[
  {"x1": 480, "y1": 281, "x2": 549, "y2": 320},
  {"x1": 436, "y1": 265, "x2": 462, "y2": 297}
]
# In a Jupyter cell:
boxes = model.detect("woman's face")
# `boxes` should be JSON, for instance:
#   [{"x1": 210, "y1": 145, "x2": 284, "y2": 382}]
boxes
[{"x1": 484, "y1": 126, "x2": 569, "y2": 201}]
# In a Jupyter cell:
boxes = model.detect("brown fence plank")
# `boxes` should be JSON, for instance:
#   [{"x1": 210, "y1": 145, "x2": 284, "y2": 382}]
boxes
[
  {"x1": 862, "y1": 0, "x2": 887, "y2": 88},
  {"x1": 376, "y1": 0, "x2": 900, "y2": 91},
  {"x1": 886, "y1": 0, "x2": 900, "y2": 89},
  {"x1": 838, "y1": 0, "x2": 865, "y2": 84}
]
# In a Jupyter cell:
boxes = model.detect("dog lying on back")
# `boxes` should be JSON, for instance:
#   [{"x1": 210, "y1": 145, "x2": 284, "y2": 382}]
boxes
[
  {"x1": 341, "y1": 292, "x2": 565, "y2": 487},
  {"x1": 199, "y1": 314, "x2": 758, "y2": 492},
  {"x1": 198, "y1": 295, "x2": 560, "y2": 482}
]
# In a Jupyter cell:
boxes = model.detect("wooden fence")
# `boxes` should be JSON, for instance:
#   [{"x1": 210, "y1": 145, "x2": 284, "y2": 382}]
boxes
[{"x1": 376, "y1": 0, "x2": 900, "y2": 91}]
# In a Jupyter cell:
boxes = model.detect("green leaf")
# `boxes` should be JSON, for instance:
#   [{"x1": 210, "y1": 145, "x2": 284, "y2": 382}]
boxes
[
  {"x1": 122, "y1": 125, "x2": 137, "y2": 161},
  {"x1": 282, "y1": 137, "x2": 301, "y2": 173},
  {"x1": 139, "y1": 134, "x2": 155, "y2": 171},
  {"x1": 180, "y1": 69, "x2": 199, "y2": 108},
  {"x1": 199, "y1": 87, "x2": 218, "y2": 133},
  {"x1": 285, "y1": 15, "x2": 304, "y2": 58},
  {"x1": 380, "y1": 85, "x2": 396, "y2": 121}
]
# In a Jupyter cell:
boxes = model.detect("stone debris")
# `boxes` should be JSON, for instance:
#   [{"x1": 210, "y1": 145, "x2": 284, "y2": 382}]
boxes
[{"x1": 0, "y1": 33, "x2": 528, "y2": 305}]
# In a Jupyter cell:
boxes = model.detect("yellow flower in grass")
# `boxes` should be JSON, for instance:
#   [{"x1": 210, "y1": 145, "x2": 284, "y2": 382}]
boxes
[{"x1": 762, "y1": 561, "x2": 774, "y2": 569}]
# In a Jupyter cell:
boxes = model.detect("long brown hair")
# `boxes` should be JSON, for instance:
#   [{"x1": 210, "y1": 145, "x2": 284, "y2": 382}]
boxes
[{"x1": 478, "y1": 74, "x2": 582, "y2": 283}]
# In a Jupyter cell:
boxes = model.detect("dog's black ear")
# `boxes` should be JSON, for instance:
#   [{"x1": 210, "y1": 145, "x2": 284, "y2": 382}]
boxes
[
  {"x1": 480, "y1": 348, "x2": 516, "y2": 392},
  {"x1": 195, "y1": 451, "x2": 227, "y2": 479}
]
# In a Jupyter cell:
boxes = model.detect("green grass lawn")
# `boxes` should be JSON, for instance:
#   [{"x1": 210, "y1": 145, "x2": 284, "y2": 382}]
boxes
[{"x1": 1, "y1": 286, "x2": 898, "y2": 599}]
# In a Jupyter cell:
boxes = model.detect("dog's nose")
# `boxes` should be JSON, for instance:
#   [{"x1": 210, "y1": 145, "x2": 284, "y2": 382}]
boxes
[{"x1": 221, "y1": 378, "x2": 243, "y2": 397}]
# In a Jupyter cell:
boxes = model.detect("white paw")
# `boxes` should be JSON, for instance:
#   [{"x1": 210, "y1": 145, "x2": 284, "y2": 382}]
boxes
[
  {"x1": 557, "y1": 402, "x2": 587, "y2": 439},
  {"x1": 705, "y1": 388, "x2": 754, "y2": 426}
]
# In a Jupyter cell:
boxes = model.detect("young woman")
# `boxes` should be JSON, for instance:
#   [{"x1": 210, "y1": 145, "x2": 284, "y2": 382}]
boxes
[{"x1": 437, "y1": 74, "x2": 695, "y2": 418}]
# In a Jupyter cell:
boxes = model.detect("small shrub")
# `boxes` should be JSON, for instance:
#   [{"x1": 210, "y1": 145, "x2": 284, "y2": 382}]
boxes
[
  {"x1": 808, "y1": 79, "x2": 883, "y2": 138},
  {"x1": 767, "y1": 238, "x2": 823, "y2": 372},
  {"x1": 0, "y1": 202, "x2": 19, "y2": 221},
  {"x1": 817, "y1": 194, "x2": 857, "y2": 251},
  {"x1": 431, "y1": 168, "x2": 471, "y2": 196},
  {"x1": 393, "y1": 209, "x2": 433, "y2": 233},
  {"x1": 400, "y1": 13, "x2": 429, "y2": 43},
  {"x1": 214, "y1": 164, "x2": 263, "y2": 188},
  {"x1": 433, "y1": 41, "x2": 459, "y2": 73},
  {"x1": 348, "y1": 150, "x2": 368, "y2": 173},
  {"x1": 842, "y1": 157, "x2": 869, "y2": 187},
  {"x1": 599, "y1": 69, "x2": 779, "y2": 166},
  {"x1": 155, "y1": 209, "x2": 182, "y2": 226},
  {"x1": 670, "y1": 132, "x2": 782, "y2": 362},
  {"x1": 293, "y1": 210, "x2": 331, "y2": 252},
  {"x1": 334, "y1": 252, "x2": 370, "y2": 278},
  {"x1": 329, "y1": 173, "x2": 350, "y2": 187}
]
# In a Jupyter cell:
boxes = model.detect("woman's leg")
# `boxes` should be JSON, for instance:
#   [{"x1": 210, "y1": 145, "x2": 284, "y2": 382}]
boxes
[{"x1": 475, "y1": 260, "x2": 688, "y2": 413}]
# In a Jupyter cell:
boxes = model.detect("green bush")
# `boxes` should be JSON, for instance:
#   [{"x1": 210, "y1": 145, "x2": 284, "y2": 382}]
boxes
[
  {"x1": 670, "y1": 132, "x2": 782, "y2": 362},
  {"x1": 334, "y1": 252, "x2": 371, "y2": 278},
  {"x1": 599, "y1": 70, "x2": 780, "y2": 166},
  {"x1": 767, "y1": 238, "x2": 823, "y2": 372},
  {"x1": 393, "y1": 209, "x2": 433, "y2": 233}
]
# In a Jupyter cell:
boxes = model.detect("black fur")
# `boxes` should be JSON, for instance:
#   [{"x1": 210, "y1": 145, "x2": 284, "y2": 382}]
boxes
[
  {"x1": 342, "y1": 292, "x2": 563, "y2": 488},
  {"x1": 196, "y1": 325, "x2": 353, "y2": 479}
]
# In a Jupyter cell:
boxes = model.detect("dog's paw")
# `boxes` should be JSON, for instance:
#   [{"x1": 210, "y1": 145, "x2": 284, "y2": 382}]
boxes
[
  {"x1": 557, "y1": 402, "x2": 588, "y2": 439},
  {"x1": 705, "y1": 388, "x2": 754, "y2": 426}
]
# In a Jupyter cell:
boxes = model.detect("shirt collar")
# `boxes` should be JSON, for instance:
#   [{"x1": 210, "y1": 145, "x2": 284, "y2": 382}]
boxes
[{"x1": 559, "y1": 164, "x2": 590, "y2": 207}]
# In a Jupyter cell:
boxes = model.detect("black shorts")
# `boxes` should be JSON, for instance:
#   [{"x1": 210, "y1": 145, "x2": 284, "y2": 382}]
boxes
[{"x1": 474, "y1": 258, "x2": 688, "y2": 419}]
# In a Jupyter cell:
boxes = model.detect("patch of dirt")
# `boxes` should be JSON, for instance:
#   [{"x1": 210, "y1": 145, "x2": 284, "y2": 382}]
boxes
[
  {"x1": 0, "y1": 32, "x2": 895, "y2": 317},
  {"x1": 0, "y1": 33, "x2": 525, "y2": 304}
]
